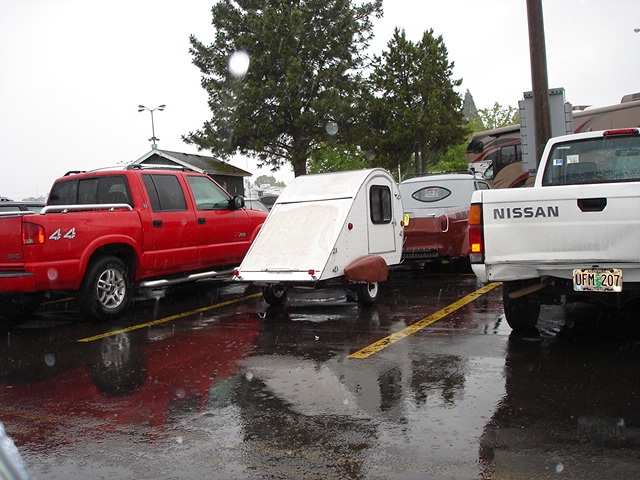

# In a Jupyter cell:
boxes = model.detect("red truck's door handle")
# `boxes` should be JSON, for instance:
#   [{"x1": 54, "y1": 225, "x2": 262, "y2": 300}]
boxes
[
  {"x1": 153, "y1": 220, "x2": 163, "y2": 228},
  {"x1": 577, "y1": 197, "x2": 607, "y2": 212},
  {"x1": 198, "y1": 217, "x2": 206, "y2": 224}
]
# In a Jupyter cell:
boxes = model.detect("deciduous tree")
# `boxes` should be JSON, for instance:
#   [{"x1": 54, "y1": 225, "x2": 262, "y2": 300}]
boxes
[{"x1": 478, "y1": 102, "x2": 520, "y2": 129}]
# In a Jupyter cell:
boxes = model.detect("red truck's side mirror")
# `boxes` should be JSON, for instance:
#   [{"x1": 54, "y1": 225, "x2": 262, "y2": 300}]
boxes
[{"x1": 233, "y1": 196, "x2": 245, "y2": 209}]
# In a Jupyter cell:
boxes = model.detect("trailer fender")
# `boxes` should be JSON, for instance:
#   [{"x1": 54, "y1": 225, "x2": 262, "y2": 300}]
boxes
[{"x1": 344, "y1": 255, "x2": 388, "y2": 283}]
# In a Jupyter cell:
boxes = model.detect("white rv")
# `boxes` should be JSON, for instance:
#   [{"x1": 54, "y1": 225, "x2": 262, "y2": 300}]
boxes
[{"x1": 233, "y1": 168, "x2": 404, "y2": 305}]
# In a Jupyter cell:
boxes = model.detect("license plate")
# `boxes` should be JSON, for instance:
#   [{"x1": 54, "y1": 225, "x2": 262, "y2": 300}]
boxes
[{"x1": 573, "y1": 268, "x2": 622, "y2": 292}]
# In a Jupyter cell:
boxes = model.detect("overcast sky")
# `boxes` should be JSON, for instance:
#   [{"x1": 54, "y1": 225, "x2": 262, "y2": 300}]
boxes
[{"x1": 1, "y1": 0, "x2": 639, "y2": 199}]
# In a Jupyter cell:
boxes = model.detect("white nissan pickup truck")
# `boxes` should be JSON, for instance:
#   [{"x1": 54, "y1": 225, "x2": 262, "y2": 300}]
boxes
[{"x1": 469, "y1": 128, "x2": 640, "y2": 331}]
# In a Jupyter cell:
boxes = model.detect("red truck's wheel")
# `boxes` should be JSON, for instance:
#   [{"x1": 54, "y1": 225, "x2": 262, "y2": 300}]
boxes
[{"x1": 79, "y1": 256, "x2": 132, "y2": 321}]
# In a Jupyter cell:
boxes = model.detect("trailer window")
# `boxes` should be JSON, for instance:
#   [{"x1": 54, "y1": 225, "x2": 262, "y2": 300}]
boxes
[
  {"x1": 411, "y1": 186, "x2": 451, "y2": 203},
  {"x1": 370, "y1": 185, "x2": 392, "y2": 224}
]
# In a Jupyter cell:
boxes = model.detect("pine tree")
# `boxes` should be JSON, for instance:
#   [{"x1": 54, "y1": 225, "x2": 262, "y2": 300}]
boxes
[{"x1": 184, "y1": 0, "x2": 382, "y2": 177}]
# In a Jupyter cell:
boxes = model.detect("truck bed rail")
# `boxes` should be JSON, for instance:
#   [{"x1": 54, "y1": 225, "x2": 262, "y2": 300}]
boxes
[{"x1": 41, "y1": 204, "x2": 133, "y2": 214}]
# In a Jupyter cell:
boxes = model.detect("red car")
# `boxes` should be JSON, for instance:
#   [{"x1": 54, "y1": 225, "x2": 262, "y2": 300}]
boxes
[{"x1": 399, "y1": 173, "x2": 490, "y2": 265}]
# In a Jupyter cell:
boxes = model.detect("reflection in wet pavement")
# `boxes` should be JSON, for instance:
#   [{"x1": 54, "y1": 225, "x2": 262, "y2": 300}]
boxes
[{"x1": 1, "y1": 270, "x2": 640, "y2": 478}]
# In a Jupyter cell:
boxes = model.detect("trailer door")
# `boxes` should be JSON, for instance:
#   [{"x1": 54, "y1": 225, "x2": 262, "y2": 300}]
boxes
[{"x1": 367, "y1": 181, "x2": 397, "y2": 254}]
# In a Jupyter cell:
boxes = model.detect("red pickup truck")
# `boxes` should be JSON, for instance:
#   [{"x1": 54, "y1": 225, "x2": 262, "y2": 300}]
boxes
[{"x1": 0, "y1": 165, "x2": 267, "y2": 321}]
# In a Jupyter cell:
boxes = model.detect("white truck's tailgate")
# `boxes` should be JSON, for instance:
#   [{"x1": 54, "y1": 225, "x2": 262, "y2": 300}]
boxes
[{"x1": 479, "y1": 182, "x2": 640, "y2": 267}]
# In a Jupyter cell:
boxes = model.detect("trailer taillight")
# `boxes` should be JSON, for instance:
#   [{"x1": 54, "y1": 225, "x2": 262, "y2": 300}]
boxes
[
  {"x1": 468, "y1": 204, "x2": 483, "y2": 262},
  {"x1": 22, "y1": 222, "x2": 45, "y2": 245}
]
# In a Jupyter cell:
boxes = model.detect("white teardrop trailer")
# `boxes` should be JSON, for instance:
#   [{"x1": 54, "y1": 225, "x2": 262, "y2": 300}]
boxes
[{"x1": 233, "y1": 168, "x2": 404, "y2": 306}]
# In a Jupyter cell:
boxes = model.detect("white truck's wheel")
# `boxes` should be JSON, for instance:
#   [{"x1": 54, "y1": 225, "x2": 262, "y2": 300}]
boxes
[{"x1": 502, "y1": 280, "x2": 541, "y2": 331}]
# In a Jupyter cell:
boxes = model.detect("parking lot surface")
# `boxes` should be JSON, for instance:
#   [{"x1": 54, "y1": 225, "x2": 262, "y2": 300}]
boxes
[{"x1": 2, "y1": 267, "x2": 640, "y2": 479}]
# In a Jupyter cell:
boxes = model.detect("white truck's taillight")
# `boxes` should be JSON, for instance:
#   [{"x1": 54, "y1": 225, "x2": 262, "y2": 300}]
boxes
[{"x1": 468, "y1": 204, "x2": 483, "y2": 263}]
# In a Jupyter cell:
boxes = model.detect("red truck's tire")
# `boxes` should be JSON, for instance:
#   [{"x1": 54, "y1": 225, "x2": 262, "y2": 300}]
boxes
[
  {"x1": 79, "y1": 256, "x2": 132, "y2": 321},
  {"x1": 502, "y1": 280, "x2": 541, "y2": 332}
]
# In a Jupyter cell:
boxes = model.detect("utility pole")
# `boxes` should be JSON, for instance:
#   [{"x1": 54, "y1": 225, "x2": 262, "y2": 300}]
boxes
[{"x1": 526, "y1": 0, "x2": 551, "y2": 165}]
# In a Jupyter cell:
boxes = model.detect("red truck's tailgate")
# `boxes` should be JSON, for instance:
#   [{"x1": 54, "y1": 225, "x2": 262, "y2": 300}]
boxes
[
  {"x1": 0, "y1": 214, "x2": 38, "y2": 292},
  {"x1": 0, "y1": 214, "x2": 27, "y2": 268}
]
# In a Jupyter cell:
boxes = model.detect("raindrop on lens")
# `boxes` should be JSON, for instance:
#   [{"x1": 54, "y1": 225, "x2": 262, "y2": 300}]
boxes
[
  {"x1": 44, "y1": 354, "x2": 56, "y2": 367},
  {"x1": 175, "y1": 388, "x2": 186, "y2": 399},
  {"x1": 245, "y1": 372, "x2": 254, "y2": 381},
  {"x1": 555, "y1": 462, "x2": 564, "y2": 473},
  {"x1": 325, "y1": 121, "x2": 338, "y2": 136},
  {"x1": 228, "y1": 50, "x2": 250, "y2": 78}
]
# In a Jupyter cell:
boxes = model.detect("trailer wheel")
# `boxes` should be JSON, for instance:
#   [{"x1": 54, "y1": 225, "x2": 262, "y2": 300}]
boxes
[
  {"x1": 356, "y1": 282, "x2": 379, "y2": 306},
  {"x1": 79, "y1": 256, "x2": 132, "y2": 321},
  {"x1": 262, "y1": 284, "x2": 287, "y2": 306},
  {"x1": 502, "y1": 280, "x2": 541, "y2": 331}
]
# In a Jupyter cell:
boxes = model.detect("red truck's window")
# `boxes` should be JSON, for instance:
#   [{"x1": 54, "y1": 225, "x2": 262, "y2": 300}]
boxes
[
  {"x1": 186, "y1": 175, "x2": 232, "y2": 210},
  {"x1": 48, "y1": 175, "x2": 132, "y2": 206},
  {"x1": 142, "y1": 174, "x2": 187, "y2": 211}
]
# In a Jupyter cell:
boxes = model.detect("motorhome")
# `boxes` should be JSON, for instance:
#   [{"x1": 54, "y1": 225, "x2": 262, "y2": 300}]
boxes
[{"x1": 466, "y1": 93, "x2": 640, "y2": 188}]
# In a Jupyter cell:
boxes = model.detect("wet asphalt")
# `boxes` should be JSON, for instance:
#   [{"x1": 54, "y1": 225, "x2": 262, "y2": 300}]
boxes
[{"x1": 1, "y1": 265, "x2": 640, "y2": 479}]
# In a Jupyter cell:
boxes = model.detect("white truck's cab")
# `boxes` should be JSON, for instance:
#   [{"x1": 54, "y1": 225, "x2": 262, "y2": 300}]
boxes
[{"x1": 234, "y1": 168, "x2": 404, "y2": 305}]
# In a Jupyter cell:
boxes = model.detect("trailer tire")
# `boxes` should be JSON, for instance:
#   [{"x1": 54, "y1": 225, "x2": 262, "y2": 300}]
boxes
[
  {"x1": 262, "y1": 284, "x2": 287, "y2": 306},
  {"x1": 79, "y1": 256, "x2": 132, "y2": 321},
  {"x1": 356, "y1": 282, "x2": 379, "y2": 306},
  {"x1": 502, "y1": 280, "x2": 540, "y2": 331}
]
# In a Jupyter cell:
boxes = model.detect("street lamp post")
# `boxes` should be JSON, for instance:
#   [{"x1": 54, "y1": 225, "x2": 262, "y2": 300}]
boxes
[{"x1": 138, "y1": 104, "x2": 165, "y2": 149}]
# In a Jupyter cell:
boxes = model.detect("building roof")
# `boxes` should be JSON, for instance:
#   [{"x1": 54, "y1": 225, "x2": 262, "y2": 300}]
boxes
[{"x1": 132, "y1": 149, "x2": 250, "y2": 177}]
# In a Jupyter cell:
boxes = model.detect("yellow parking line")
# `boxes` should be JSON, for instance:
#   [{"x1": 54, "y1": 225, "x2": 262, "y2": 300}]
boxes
[
  {"x1": 77, "y1": 293, "x2": 262, "y2": 343},
  {"x1": 348, "y1": 282, "x2": 501, "y2": 359}
]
